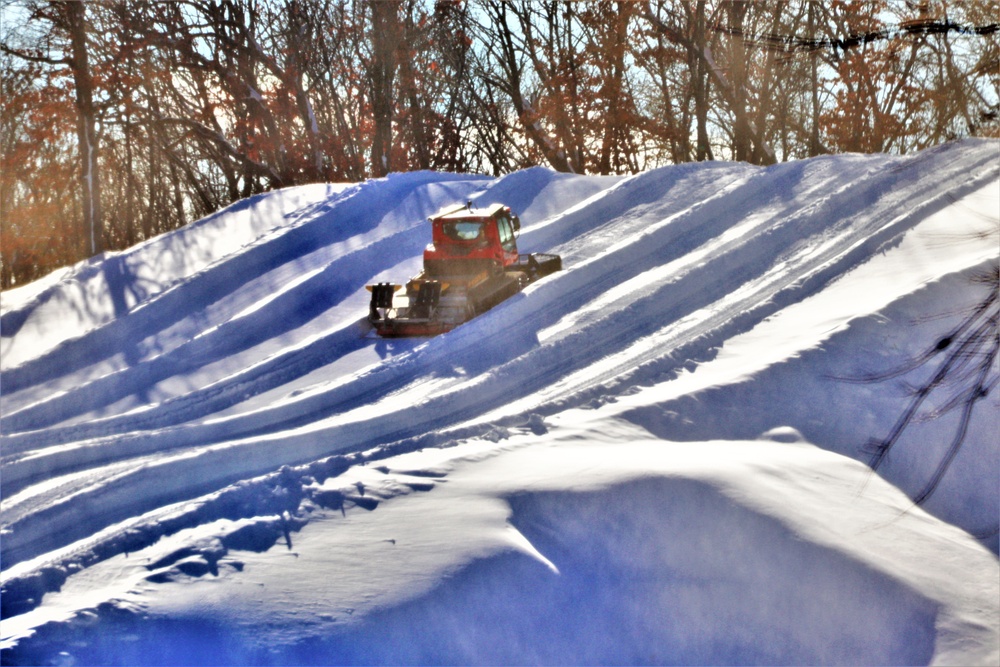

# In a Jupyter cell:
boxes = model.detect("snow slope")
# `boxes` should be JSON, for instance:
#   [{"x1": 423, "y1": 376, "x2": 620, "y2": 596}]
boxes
[{"x1": 1, "y1": 140, "x2": 998, "y2": 665}]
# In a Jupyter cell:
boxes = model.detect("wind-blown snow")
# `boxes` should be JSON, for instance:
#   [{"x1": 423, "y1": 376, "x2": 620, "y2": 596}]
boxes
[{"x1": 1, "y1": 140, "x2": 998, "y2": 665}]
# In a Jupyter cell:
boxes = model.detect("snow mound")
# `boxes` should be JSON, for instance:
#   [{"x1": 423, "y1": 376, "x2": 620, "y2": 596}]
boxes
[
  {"x1": 2, "y1": 140, "x2": 998, "y2": 664},
  {"x1": 5, "y1": 435, "x2": 995, "y2": 665}
]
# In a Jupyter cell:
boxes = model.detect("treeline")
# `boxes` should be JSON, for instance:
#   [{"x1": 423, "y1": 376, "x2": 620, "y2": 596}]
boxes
[{"x1": 2, "y1": 0, "x2": 997, "y2": 289}]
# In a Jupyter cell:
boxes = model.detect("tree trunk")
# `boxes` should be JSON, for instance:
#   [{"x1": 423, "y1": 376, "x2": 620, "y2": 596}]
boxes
[
  {"x1": 599, "y1": 2, "x2": 631, "y2": 174},
  {"x1": 692, "y1": 1, "x2": 713, "y2": 161},
  {"x1": 727, "y1": 1, "x2": 752, "y2": 162},
  {"x1": 369, "y1": 0, "x2": 402, "y2": 177},
  {"x1": 808, "y1": 0, "x2": 823, "y2": 156},
  {"x1": 63, "y1": 0, "x2": 104, "y2": 256}
]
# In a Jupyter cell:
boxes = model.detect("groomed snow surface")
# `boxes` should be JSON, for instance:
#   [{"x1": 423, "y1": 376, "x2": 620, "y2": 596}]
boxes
[{"x1": 1, "y1": 139, "x2": 998, "y2": 665}]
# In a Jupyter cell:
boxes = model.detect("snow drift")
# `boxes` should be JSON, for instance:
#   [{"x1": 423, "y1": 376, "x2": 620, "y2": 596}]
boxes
[{"x1": 1, "y1": 140, "x2": 998, "y2": 665}]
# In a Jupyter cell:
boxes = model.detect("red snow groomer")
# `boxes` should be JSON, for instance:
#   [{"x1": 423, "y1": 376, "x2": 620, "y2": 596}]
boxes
[{"x1": 367, "y1": 202, "x2": 561, "y2": 337}]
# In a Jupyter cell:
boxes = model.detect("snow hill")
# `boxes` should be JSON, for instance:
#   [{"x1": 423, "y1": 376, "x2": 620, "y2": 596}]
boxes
[{"x1": 1, "y1": 140, "x2": 998, "y2": 665}]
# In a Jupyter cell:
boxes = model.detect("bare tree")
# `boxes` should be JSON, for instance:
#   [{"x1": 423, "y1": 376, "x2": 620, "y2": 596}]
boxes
[
  {"x1": 476, "y1": 0, "x2": 575, "y2": 172},
  {"x1": 3, "y1": 1, "x2": 106, "y2": 255},
  {"x1": 3, "y1": 0, "x2": 998, "y2": 288}
]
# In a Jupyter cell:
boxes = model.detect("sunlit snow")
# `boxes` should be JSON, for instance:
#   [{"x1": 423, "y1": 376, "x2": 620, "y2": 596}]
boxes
[{"x1": 1, "y1": 140, "x2": 998, "y2": 665}]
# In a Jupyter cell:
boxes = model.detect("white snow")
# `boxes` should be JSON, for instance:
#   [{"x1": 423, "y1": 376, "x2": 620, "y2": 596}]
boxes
[{"x1": 1, "y1": 140, "x2": 998, "y2": 665}]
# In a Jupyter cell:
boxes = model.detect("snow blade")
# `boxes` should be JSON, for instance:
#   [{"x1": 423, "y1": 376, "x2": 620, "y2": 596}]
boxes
[
  {"x1": 511, "y1": 253, "x2": 562, "y2": 282},
  {"x1": 369, "y1": 283, "x2": 401, "y2": 321},
  {"x1": 411, "y1": 281, "x2": 442, "y2": 319}
]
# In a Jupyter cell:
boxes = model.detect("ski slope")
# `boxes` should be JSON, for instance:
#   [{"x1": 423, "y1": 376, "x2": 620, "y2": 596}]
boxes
[{"x1": 1, "y1": 140, "x2": 998, "y2": 665}]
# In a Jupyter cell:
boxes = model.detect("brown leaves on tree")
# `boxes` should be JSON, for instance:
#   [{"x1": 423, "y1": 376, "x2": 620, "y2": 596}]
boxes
[{"x1": 2, "y1": 0, "x2": 996, "y2": 288}]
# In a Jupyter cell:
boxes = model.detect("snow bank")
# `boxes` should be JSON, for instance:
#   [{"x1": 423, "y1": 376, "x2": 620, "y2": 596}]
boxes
[{"x1": 4, "y1": 429, "x2": 996, "y2": 665}]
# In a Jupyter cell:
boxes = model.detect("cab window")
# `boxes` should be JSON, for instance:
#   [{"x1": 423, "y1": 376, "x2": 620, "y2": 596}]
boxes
[
  {"x1": 497, "y1": 216, "x2": 516, "y2": 251},
  {"x1": 444, "y1": 221, "x2": 482, "y2": 241}
]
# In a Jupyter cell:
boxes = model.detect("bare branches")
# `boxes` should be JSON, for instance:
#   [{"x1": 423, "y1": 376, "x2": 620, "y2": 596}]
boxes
[{"x1": 3, "y1": 0, "x2": 998, "y2": 287}]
